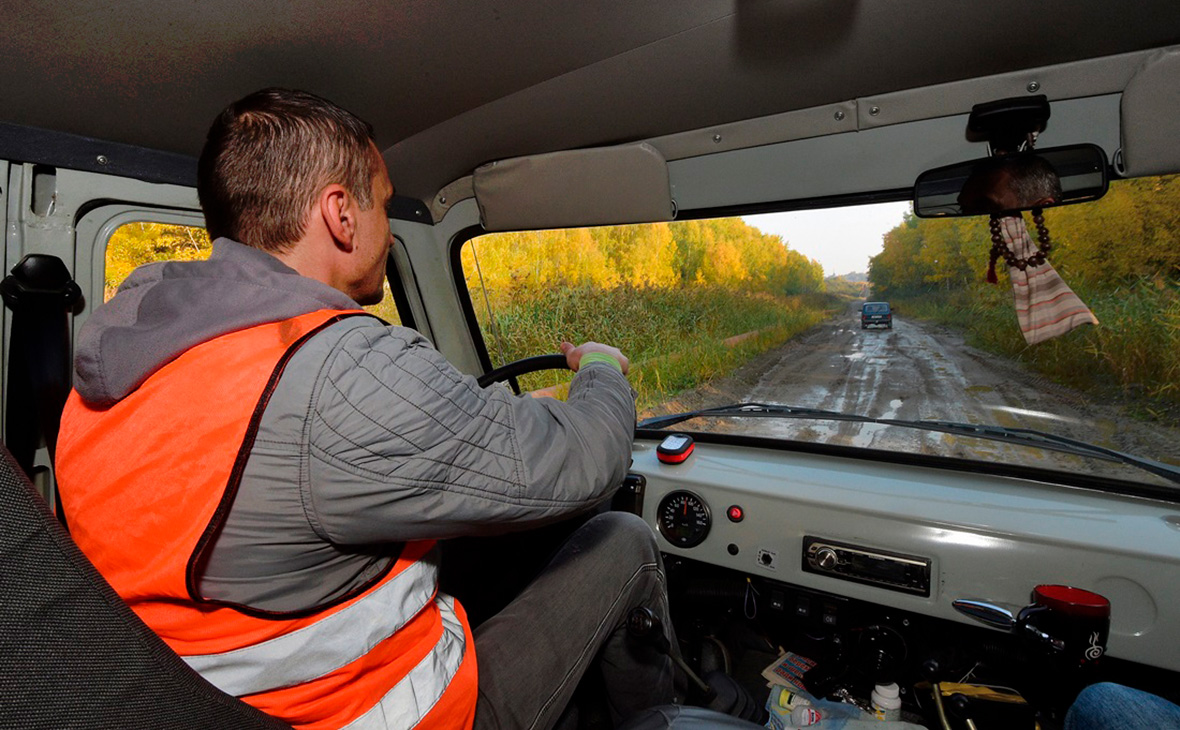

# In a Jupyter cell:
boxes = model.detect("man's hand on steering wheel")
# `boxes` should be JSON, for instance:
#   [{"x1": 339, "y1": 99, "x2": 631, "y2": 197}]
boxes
[
  {"x1": 476, "y1": 342, "x2": 629, "y2": 388},
  {"x1": 560, "y1": 341, "x2": 630, "y2": 375}
]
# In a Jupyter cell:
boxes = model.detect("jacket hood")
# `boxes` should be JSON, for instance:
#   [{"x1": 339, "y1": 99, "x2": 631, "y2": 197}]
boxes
[{"x1": 75, "y1": 238, "x2": 360, "y2": 407}]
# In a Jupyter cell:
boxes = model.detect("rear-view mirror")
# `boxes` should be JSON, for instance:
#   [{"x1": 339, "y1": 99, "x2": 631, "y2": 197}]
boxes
[{"x1": 913, "y1": 144, "x2": 1109, "y2": 218}]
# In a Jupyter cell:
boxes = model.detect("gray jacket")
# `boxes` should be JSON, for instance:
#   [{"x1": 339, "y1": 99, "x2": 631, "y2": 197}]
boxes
[{"x1": 75, "y1": 239, "x2": 636, "y2": 611}]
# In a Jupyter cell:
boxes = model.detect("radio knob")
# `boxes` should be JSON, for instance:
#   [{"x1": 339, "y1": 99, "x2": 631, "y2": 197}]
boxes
[{"x1": 816, "y1": 547, "x2": 839, "y2": 570}]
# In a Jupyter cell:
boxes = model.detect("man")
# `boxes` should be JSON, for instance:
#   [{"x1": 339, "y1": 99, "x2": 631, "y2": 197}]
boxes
[{"x1": 56, "y1": 88, "x2": 675, "y2": 729}]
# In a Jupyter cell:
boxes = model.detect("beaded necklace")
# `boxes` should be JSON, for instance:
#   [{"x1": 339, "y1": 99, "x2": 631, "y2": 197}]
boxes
[{"x1": 986, "y1": 209, "x2": 1051, "y2": 284}]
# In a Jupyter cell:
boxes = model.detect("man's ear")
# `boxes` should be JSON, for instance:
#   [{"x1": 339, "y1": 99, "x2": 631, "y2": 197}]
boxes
[{"x1": 319, "y1": 184, "x2": 355, "y2": 252}]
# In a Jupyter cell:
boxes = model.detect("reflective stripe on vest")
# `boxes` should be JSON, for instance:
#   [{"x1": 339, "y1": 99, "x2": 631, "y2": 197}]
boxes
[
  {"x1": 343, "y1": 595, "x2": 467, "y2": 730},
  {"x1": 57, "y1": 310, "x2": 478, "y2": 729},
  {"x1": 183, "y1": 556, "x2": 438, "y2": 696}
]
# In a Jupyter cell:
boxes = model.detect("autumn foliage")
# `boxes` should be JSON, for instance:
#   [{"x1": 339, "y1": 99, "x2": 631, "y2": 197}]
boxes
[
  {"x1": 463, "y1": 218, "x2": 825, "y2": 296},
  {"x1": 104, "y1": 222, "x2": 212, "y2": 301}
]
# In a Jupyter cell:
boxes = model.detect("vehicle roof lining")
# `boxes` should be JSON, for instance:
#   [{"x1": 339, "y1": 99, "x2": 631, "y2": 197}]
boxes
[
  {"x1": 647, "y1": 47, "x2": 1153, "y2": 164},
  {"x1": 380, "y1": 2, "x2": 1180, "y2": 200},
  {"x1": 435, "y1": 42, "x2": 1167, "y2": 228},
  {"x1": 417, "y1": 43, "x2": 1180, "y2": 226},
  {"x1": 7, "y1": 42, "x2": 1168, "y2": 232},
  {"x1": 3, "y1": 0, "x2": 1179, "y2": 203},
  {"x1": 0, "y1": 122, "x2": 198, "y2": 188},
  {"x1": 5, "y1": 43, "x2": 1176, "y2": 234}
]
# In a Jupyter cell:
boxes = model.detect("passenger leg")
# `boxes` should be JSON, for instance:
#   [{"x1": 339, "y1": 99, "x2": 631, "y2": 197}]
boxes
[
  {"x1": 472, "y1": 511, "x2": 676, "y2": 730},
  {"x1": 1065, "y1": 682, "x2": 1180, "y2": 730}
]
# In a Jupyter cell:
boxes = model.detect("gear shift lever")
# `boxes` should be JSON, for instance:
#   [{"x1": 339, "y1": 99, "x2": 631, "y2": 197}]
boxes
[{"x1": 626, "y1": 607, "x2": 715, "y2": 701}]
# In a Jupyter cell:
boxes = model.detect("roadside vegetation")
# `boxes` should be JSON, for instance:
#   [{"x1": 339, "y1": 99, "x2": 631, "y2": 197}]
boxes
[
  {"x1": 464, "y1": 219, "x2": 835, "y2": 409},
  {"x1": 469, "y1": 284, "x2": 837, "y2": 410},
  {"x1": 870, "y1": 174, "x2": 1180, "y2": 420}
]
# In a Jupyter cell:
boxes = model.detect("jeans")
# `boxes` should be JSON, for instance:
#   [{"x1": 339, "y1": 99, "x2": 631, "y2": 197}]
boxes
[
  {"x1": 1065, "y1": 683, "x2": 1180, "y2": 730},
  {"x1": 471, "y1": 512, "x2": 677, "y2": 730}
]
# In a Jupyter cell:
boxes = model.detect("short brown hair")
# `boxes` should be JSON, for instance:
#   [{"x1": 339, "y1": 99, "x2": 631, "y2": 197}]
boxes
[{"x1": 198, "y1": 88, "x2": 379, "y2": 252}]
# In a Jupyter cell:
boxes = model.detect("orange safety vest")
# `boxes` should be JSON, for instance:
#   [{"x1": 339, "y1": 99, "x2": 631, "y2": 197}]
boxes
[{"x1": 57, "y1": 309, "x2": 477, "y2": 730}]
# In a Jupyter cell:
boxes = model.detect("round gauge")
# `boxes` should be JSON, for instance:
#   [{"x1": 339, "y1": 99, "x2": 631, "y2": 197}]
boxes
[{"x1": 657, "y1": 490, "x2": 712, "y2": 548}]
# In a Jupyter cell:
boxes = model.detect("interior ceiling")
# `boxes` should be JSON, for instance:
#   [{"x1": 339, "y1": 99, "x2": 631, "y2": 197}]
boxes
[{"x1": 3, "y1": 1, "x2": 1180, "y2": 200}]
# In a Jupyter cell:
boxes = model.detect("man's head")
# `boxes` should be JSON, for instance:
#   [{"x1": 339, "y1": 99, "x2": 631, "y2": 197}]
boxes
[
  {"x1": 198, "y1": 88, "x2": 394, "y2": 304},
  {"x1": 958, "y1": 154, "x2": 1063, "y2": 214},
  {"x1": 1006, "y1": 155, "x2": 1063, "y2": 209}
]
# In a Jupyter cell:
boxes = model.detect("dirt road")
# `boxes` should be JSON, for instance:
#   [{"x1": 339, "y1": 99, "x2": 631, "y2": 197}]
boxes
[{"x1": 645, "y1": 302, "x2": 1180, "y2": 484}]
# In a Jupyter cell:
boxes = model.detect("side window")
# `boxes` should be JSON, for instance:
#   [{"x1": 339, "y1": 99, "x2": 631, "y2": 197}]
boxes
[{"x1": 104, "y1": 222, "x2": 402, "y2": 324}]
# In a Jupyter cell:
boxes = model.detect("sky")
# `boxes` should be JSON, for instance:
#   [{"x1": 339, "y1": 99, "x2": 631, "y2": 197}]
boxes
[{"x1": 743, "y1": 201, "x2": 911, "y2": 278}]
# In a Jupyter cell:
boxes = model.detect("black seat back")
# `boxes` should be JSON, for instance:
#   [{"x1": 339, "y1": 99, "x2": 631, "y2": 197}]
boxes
[{"x1": 0, "y1": 441, "x2": 291, "y2": 729}]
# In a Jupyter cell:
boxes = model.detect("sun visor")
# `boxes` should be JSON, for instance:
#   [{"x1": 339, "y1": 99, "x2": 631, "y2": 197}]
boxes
[
  {"x1": 1121, "y1": 49, "x2": 1180, "y2": 177},
  {"x1": 473, "y1": 142, "x2": 674, "y2": 231}
]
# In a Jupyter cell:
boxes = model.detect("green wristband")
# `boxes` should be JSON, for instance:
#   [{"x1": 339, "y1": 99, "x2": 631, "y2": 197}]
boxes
[{"x1": 579, "y1": 352, "x2": 624, "y2": 373}]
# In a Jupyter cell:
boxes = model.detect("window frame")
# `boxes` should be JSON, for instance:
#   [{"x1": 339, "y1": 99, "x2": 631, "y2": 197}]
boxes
[{"x1": 448, "y1": 223, "x2": 499, "y2": 377}]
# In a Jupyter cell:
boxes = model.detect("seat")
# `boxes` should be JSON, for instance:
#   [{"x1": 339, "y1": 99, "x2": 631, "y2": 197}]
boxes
[{"x1": 0, "y1": 441, "x2": 291, "y2": 729}]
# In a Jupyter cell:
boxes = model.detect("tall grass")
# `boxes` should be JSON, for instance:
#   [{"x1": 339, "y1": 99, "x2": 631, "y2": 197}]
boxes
[
  {"x1": 474, "y1": 286, "x2": 839, "y2": 410},
  {"x1": 892, "y1": 279, "x2": 1180, "y2": 420}
]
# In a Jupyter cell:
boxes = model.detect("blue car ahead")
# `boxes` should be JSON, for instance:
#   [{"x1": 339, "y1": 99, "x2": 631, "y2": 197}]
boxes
[{"x1": 861, "y1": 301, "x2": 892, "y2": 329}]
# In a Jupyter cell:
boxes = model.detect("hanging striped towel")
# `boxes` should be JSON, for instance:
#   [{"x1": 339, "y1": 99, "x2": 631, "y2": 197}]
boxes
[{"x1": 999, "y1": 215, "x2": 1098, "y2": 345}]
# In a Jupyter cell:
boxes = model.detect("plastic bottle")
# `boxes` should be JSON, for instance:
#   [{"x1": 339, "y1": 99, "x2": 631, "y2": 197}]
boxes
[
  {"x1": 766, "y1": 688, "x2": 815, "y2": 729},
  {"x1": 787, "y1": 705, "x2": 823, "y2": 726},
  {"x1": 774, "y1": 687, "x2": 811, "y2": 710},
  {"x1": 871, "y1": 682, "x2": 902, "y2": 721}
]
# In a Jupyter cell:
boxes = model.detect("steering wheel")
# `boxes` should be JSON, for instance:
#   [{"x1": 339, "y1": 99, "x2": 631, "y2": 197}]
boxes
[{"x1": 476, "y1": 354, "x2": 571, "y2": 388}]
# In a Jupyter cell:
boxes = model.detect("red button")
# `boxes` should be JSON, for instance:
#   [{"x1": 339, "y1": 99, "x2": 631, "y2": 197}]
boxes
[{"x1": 727, "y1": 505, "x2": 744, "y2": 522}]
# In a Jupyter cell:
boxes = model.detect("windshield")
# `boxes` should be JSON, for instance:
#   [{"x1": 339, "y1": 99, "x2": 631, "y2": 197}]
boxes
[{"x1": 460, "y1": 175, "x2": 1180, "y2": 489}]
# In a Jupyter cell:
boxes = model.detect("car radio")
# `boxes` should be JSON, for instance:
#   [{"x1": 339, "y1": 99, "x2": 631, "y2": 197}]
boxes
[{"x1": 802, "y1": 537, "x2": 931, "y2": 596}]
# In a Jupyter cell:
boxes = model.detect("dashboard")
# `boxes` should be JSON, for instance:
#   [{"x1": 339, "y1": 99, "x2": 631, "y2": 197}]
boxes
[{"x1": 630, "y1": 436, "x2": 1180, "y2": 673}]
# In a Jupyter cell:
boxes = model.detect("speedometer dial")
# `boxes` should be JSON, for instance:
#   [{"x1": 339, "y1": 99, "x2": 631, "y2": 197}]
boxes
[{"x1": 657, "y1": 491, "x2": 711, "y2": 548}]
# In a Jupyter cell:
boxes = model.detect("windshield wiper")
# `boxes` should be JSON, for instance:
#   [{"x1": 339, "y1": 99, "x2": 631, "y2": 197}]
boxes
[
  {"x1": 638, "y1": 403, "x2": 1180, "y2": 486},
  {"x1": 910, "y1": 420, "x2": 1180, "y2": 486},
  {"x1": 638, "y1": 402, "x2": 861, "y2": 430}
]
